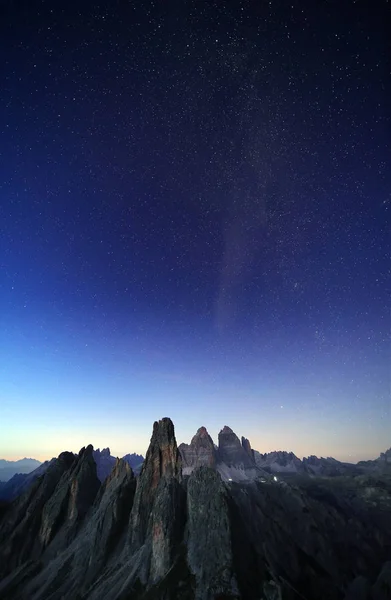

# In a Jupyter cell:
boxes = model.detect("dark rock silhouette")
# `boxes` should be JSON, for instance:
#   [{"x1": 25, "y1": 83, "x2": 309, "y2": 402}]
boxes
[
  {"x1": 241, "y1": 436, "x2": 254, "y2": 460},
  {"x1": 122, "y1": 451, "x2": 145, "y2": 473},
  {"x1": 0, "y1": 458, "x2": 41, "y2": 483},
  {"x1": 187, "y1": 466, "x2": 238, "y2": 597},
  {"x1": 254, "y1": 450, "x2": 304, "y2": 473},
  {"x1": 0, "y1": 418, "x2": 390, "y2": 600},
  {"x1": 217, "y1": 425, "x2": 255, "y2": 468},
  {"x1": 92, "y1": 447, "x2": 115, "y2": 482},
  {"x1": 0, "y1": 448, "x2": 144, "y2": 502}
]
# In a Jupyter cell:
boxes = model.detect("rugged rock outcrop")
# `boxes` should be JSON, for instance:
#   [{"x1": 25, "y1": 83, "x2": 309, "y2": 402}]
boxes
[
  {"x1": 187, "y1": 466, "x2": 238, "y2": 598},
  {"x1": 241, "y1": 436, "x2": 254, "y2": 460},
  {"x1": 253, "y1": 451, "x2": 365, "y2": 477},
  {"x1": 130, "y1": 417, "x2": 183, "y2": 552},
  {"x1": 379, "y1": 448, "x2": 391, "y2": 464},
  {"x1": 0, "y1": 459, "x2": 55, "y2": 502},
  {"x1": 302, "y1": 455, "x2": 360, "y2": 476},
  {"x1": 17, "y1": 458, "x2": 136, "y2": 600},
  {"x1": 92, "y1": 447, "x2": 116, "y2": 482},
  {"x1": 358, "y1": 448, "x2": 391, "y2": 474},
  {"x1": 93, "y1": 448, "x2": 145, "y2": 482},
  {"x1": 254, "y1": 450, "x2": 304, "y2": 474},
  {"x1": 0, "y1": 450, "x2": 75, "y2": 578},
  {"x1": 0, "y1": 449, "x2": 145, "y2": 501},
  {"x1": 180, "y1": 426, "x2": 268, "y2": 483},
  {"x1": 122, "y1": 452, "x2": 144, "y2": 473},
  {"x1": 0, "y1": 418, "x2": 391, "y2": 600},
  {"x1": 179, "y1": 426, "x2": 217, "y2": 474},
  {"x1": 217, "y1": 425, "x2": 255, "y2": 469},
  {"x1": 38, "y1": 445, "x2": 100, "y2": 557}
]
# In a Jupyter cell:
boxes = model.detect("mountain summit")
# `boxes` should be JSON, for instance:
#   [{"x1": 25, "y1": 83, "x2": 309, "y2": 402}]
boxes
[
  {"x1": 179, "y1": 426, "x2": 217, "y2": 474},
  {"x1": 0, "y1": 418, "x2": 390, "y2": 600}
]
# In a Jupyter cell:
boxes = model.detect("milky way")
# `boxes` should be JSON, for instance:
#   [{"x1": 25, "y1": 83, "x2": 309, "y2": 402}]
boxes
[{"x1": 0, "y1": 0, "x2": 389, "y2": 462}]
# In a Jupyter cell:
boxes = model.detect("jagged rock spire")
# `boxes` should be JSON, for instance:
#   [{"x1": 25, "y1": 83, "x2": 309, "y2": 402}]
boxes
[
  {"x1": 179, "y1": 425, "x2": 217, "y2": 472},
  {"x1": 129, "y1": 418, "x2": 183, "y2": 553},
  {"x1": 218, "y1": 426, "x2": 255, "y2": 468}
]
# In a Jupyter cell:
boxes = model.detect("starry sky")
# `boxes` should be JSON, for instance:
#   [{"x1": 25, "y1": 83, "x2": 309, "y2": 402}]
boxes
[{"x1": 0, "y1": 0, "x2": 389, "y2": 463}]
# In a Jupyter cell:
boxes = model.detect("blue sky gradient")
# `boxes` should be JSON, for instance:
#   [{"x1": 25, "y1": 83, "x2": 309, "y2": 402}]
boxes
[{"x1": 0, "y1": 0, "x2": 389, "y2": 464}]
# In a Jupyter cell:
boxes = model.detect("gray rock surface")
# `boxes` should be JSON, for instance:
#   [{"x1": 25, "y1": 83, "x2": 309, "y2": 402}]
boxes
[
  {"x1": 187, "y1": 466, "x2": 238, "y2": 599},
  {"x1": 0, "y1": 449, "x2": 144, "y2": 502},
  {"x1": 36, "y1": 444, "x2": 100, "y2": 558},
  {"x1": 379, "y1": 448, "x2": 391, "y2": 464},
  {"x1": 130, "y1": 417, "x2": 182, "y2": 550},
  {"x1": 93, "y1": 447, "x2": 145, "y2": 482},
  {"x1": 302, "y1": 455, "x2": 360, "y2": 476},
  {"x1": 217, "y1": 425, "x2": 255, "y2": 469},
  {"x1": 92, "y1": 447, "x2": 116, "y2": 482},
  {"x1": 0, "y1": 450, "x2": 75, "y2": 578},
  {"x1": 0, "y1": 459, "x2": 56, "y2": 502},
  {"x1": 358, "y1": 448, "x2": 391, "y2": 475},
  {"x1": 241, "y1": 436, "x2": 254, "y2": 460},
  {"x1": 254, "y1": 450, "x2": 365, "y2": 477},
  {"x1": 254, "y1": 450, "x2": 304, "y2": 474},
  {"x1": 122, "y1": 451, "x2": 145, "y2": 474},
  {"x1": 0, "y1": 419, "x2": 390, "y2": 600},
  {"x1": 179, "y1": 426, "x2": 217, "y2": 474}
]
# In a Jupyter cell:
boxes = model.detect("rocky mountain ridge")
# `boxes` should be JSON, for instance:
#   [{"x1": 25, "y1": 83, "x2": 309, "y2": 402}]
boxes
[
  {"x1": 0, "y1": 418, "x2": 390, "y2": 600},
  {"x1": 0, "y1": 458, "x2": 42, "y2": 483},
  {"x1": 178, "y1": 426, "x2": 390, "y2": 481},
  {"x1": 179, "y1": 425, "x2": 268, "y2": 483},
  {"x1": 254, "y1": 448, "x2": 391, "y2": 477},
  {"x1": 0, "y1": 449, "x2": 144, "y2": 502}
]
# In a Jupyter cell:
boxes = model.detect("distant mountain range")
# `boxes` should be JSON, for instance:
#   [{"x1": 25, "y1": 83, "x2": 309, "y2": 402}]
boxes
[
  {"x1": 1, "y1": 437, "x2": 389, "y2": 501},
  {"x1": 0, "y1": 418, "x2": 390, "y2": 600},
  {"x1": 178, "y1": 425, "x2": 391, "y2": 480},
  {"x1": 0, "y1": 458, "x2": 41, "y2": 482},
  {"x1": 0, "y1": 449, "x2": 144, "y2": 501},
  {"x1": 253, "y1": 448, "x2": 391, "y2": 477}
]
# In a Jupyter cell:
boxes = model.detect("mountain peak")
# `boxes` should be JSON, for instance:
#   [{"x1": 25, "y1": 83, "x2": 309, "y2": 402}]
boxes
[
  {"x1": 195, "y1": 426, "x2": 209, "y2": 437},
  {"x1": 179, "y1": 426, "x2": 216, "y2": 473},
  {"x1": 94, "y1": 447, "x2": 111, "y2": 457},
  {"x1": 147, "y1": 417, "x2": 181, "y2": 485},
  {"x1": 218, "y1": 426, "x2": 255, "y2": 469},
  {"x1": 241, "y1": 436, "x2": 253, "y2": 458},
  {"x1": 220, "y1": 425, "x2": 234, "y2": 435},
  {"x1": 129, "y1": 418, "x2": 183, "y2": 553},
  {"x1": 0, "y1": 417, "x2": 390, "y2": 600}
]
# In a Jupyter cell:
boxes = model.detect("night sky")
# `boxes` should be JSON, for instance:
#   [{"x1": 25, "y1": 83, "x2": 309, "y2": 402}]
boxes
[{"x1": 1, "y1": 0, "x2": 389, "y2": 463}]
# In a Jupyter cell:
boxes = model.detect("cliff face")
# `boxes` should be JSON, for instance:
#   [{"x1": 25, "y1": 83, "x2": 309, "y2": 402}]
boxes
[
  {"x1": 254, "y1": 450, "x2": 304, "y2": 474},
  {"x1": 15, "y1": 458, "x2": 137, "y2": 600},
  {"x1": 178, "y1": 426, "x2": 217, "y2": 474},
  {"x1": 39, "y1": 445, "x2": 101, "y2": 556},
  {"x1": 241, "y1": 436, "x2": 254, "y2": 460},
  {"x1": 129, "y1": 417, "x2": 184, "y2": 585},
  {"x1": 92, "y1": 447, "x2": 116, "y2": 482},
  {"x1": 93, "y1": 448, "x2": 145, "y2": 481},
  {"x1": 217, "y1": 426, "x2": 255, "y2": 469},
  {"x1": 130, "y1": 417, "x2": 182, "y2": 548},
  {"x1": 0, "y1": 450, "x2": 75, "y2": 577},
  {"x1": 0, "y1": 418, "x2": 391, "y2": 600},
  {"x1": 0, "y1": 449, "x2": 145, "y2": 503},
  {"x1": 187, "y1": 466, "x2": 238, "y2": 599}
]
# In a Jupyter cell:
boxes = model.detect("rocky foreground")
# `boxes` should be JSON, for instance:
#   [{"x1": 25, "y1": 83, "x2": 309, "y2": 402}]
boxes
[{"x1": 0, "y1": 418, "x2": 390, "y2": 600}]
